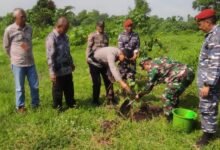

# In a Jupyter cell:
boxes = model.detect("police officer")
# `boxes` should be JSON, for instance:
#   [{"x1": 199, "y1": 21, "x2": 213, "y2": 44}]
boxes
[
  {"x1": 92, "y1": 47, "x2": 132, "y2": 96},
  {"x1": 136, "y1": 57, "x2": 194, "y2": 120},
  {"x1": 195, "y1": 9, "x2": 220, "y2": 148},
  {"x1": 118, "y1": 19, "x2": 140, "y2": 81},
  {"x1": 86, "y1": 21, "x2": 110, "y2": 105}
]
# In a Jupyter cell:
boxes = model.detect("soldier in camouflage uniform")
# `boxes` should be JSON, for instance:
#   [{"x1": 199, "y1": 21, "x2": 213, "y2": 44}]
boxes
[
  {"x1": 136, "y1": 57, "x2": 194, "y2": 120},
  {"x1": 118, "y1": 19, "x2": 140, "y2": 81},
  {"x1": 195, "y1": 9, "x2": 220, "y2": 148},
  {"x1": 86, "y1": 21, "x2": 114, "y2": 106}
]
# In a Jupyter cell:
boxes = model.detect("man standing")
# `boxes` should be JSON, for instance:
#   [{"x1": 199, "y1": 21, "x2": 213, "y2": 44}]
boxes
[
  {"x1": 136, "y1": 57, "x2": 194, "y2": 121},
  {"x1": 195, "y1": 9, "x2": 220, "y2": 148},
  {"x1": 118, "y1": 19, "x2": 140, "y2": 81},
  {"x1": 90, "y1": 46, "x2": 132, "y2": 105},
  {"x1": 46, "y1": 17, "x2": 75, "y2": 110},
  {"x1": 86, "y1": 21, "x2": 110, "y2": 105},
  {"x1": 3, "y1": 8, "x2": 40, "y2": 112}
]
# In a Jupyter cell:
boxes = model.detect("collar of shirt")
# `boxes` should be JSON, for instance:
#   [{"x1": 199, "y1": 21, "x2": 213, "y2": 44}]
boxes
[
  {"x1": 53, "y1": 29, "x2": 67, "y2": 39},
  {"x1": 124, "y1": 31, "x2": 133, "y2": 35},
  {"x1": 13, "y1": 23, "x2": 28, "y2": 31},
  {"x1": 53, "y1": 29, "x2": 60, "y2": 37},
  {"x1": 205, "y1": 25, "x2": 219, "y2": 37},
  {"x1": 96, "y1": 31, "x2": 105, "y2": 35}
]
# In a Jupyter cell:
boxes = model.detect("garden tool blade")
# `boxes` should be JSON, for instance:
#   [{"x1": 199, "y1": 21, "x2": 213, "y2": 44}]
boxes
[{"x1": 119, "y1": 99, "x2": 135, "y2": 117}]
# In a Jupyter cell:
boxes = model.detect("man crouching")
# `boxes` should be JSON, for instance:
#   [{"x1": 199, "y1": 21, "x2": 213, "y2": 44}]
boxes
[{"x1": 136, "y1": 57, "x2": 194, "y2": 121}]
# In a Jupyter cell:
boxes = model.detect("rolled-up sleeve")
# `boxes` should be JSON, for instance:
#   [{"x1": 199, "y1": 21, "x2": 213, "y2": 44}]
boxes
[
  {"x1": 3, "y1": 28, "x2": 11, "y2": 56},
  {"x1": 46, "y1": 35, "x2": 56, "y2": 75}
]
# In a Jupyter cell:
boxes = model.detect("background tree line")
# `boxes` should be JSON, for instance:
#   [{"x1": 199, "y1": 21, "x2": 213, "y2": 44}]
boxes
[{"x1": 0, "y1": 0, "x2": 218, "y2": 48}]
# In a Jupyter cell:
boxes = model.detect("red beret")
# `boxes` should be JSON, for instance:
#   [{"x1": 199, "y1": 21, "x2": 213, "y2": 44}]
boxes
[
  {"x1": 195, "y1": 9, "x2": 216, "y2": 20},
  {"x1": 124, "y1": 19, "x2": 133, "y2": 27}
]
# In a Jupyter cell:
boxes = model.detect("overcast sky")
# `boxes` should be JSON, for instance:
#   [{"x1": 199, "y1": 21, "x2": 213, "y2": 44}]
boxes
[{"x1": 0, "y1": 0, "x2": 198, "y2": 18}]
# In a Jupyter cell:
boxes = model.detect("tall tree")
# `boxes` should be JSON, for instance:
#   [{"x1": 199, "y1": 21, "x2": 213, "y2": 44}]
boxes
[
  {"x1": 27, "y1": 0, "x2": 56, "y2": 26},
  {"x1": 192, "y1": 0, "x2": 220, "y2": 17},
  {"x1": 55, "y1": 6, "x2": 76, "y2": 25},
  {"x1": 128, "y1": 0, "x2": 151, "y2": 30}
]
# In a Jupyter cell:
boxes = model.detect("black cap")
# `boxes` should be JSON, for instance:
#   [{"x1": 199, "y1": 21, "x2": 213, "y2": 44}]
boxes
[{"x1": 96, "y1": 20, "x2": 105, "y2": 27}]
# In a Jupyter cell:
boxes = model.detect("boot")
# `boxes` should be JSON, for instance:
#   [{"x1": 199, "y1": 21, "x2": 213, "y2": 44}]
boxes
[
  {"x1": 165, "y1": 114, "x2": 173, "y2": 123},
  {"x1": 107, "y1": 97, "x2": 118, "y2": 106},
  {"x1": 92, "y1": 100, "x2": 101, "y2": 106},
  {"x1": 196, "y1": 132, "x2": 214, "y2": 148}
]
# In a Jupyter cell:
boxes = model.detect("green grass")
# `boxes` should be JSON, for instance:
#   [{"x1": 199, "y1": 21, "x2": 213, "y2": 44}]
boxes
[{"x1": 0, "y1": 32, "x2": 220, "y2": 150}]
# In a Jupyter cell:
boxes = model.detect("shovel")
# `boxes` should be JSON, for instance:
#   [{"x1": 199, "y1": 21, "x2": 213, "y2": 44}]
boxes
[{"x1": 119, "y1": 99, "x2": 136, "y2": 118}]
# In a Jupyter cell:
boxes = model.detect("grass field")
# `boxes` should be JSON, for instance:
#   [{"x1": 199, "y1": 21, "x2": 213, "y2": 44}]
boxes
[{"x1": 0, "y1": 31, "x2": 220, "y2": 150}]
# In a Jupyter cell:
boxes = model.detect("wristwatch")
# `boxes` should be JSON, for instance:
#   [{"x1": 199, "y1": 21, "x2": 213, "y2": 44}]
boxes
[{"x1": 204, "y1": 82, "x2": 211, "y2": 87}]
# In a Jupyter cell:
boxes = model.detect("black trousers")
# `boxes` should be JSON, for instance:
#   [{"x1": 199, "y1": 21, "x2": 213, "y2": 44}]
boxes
[
  {"x1": 52, "y1": 73, "x2": 75, "y2": 108},
  {"x1": 89, "y1": 64, "x2": 114, "y2": 102}
]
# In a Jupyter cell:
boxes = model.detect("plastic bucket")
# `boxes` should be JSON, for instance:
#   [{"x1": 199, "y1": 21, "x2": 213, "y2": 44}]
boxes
[{"x1": 172, "y1": 108, "x2": 197, "y2": 133}]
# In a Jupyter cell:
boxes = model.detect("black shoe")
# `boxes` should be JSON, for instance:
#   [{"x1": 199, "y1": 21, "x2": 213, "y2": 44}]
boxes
[
  {"x1": 92, "y1": 100, "x2": 101, "y2": 106},
  {"x1": 107, "y1": 97, "x2": 119, "y2": 106},
  {"x1": 53, "y1": 105, "x2": 65, "y2": 112},
  {"x1": 67, "y1": 100, "x2": 76, "y2": 108},
  {"x1": 195, "y1": 132, "x2": 214, "y2": 148},
  {"x1": 173, "y1": 99, "x2": 179, "y2": 108},
  {"x1": 165, "y1": 114, "x2": 173, "y2": 123}
]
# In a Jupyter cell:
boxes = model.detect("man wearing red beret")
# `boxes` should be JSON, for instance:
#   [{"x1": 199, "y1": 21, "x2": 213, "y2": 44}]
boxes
[
  {"x1": 195, "y1": 9, "x2": 220, "y2": 148},
  {"x1": 118, "y1": 19, "x2": 140, "y2": 82}
]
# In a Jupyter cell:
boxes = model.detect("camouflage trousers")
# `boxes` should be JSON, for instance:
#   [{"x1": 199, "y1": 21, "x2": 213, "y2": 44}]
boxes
[
  {"x1": 118, "y1": 60, "x2": 136, "y2": 81},
  {"x1": 199, "y1": 89, "x2": 219, "y2": 133},
  {"x1": 162, "y1": 69, "x2": 195, "y2": 116}
]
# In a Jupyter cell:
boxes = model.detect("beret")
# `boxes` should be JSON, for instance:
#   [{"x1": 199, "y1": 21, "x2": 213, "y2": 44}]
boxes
[
  {"x1": 124, "y1": 19, "x2": 133, "y2": 27},
  {"x1": 195, "y1": 9, "x2": 216, "y2": 20}
]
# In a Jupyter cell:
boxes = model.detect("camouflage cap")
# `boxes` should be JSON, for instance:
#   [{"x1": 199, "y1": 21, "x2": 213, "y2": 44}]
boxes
[{"x1": 139, "y1": 57, "x2": 152, "y2": 67}]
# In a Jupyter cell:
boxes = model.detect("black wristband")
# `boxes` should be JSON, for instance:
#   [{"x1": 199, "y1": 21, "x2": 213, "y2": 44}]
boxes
[{"x1": 204, "y1": 83, "x2": 211, "y2": 87}]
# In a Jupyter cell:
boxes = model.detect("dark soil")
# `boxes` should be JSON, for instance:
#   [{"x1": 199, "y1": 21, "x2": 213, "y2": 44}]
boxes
[
  {"x1": 100, "y1": 120, "x2": 119, "y2": 133},
  {"x1": 132, "y1": 103, "x2": 163, "y2": 121},
  {"x1": 97, "y1": 136, "x2": 112, "y2": 145},
  {"x1": 118, "y1": 102, "x2": 163, "y2": 121},
  {"x1": 94, "y1": 120, "x2": 119, "y2": 146}
]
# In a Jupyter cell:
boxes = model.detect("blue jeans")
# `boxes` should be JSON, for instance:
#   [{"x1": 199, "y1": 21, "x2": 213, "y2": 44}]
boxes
[{"x1": 12, "y1": 64, "x2": 40, "y2": 109}]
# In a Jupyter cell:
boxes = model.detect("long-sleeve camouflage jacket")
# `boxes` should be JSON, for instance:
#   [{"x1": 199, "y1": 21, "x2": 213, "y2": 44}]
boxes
[
  {"x1": 197, "y1": 25, "x2": 220, "y2": 88},
  {"x1": 118, "y1": 31, "x2": 140, "y2": 58},
  {"x1": 140, "y1": 57, "x2": 193, "y2": 95},
  {"x1": 46, "y1": 30, "x2": 73, "y2": 77}
]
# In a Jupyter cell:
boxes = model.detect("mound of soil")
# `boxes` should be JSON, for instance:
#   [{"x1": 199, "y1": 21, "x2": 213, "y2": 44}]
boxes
[
  {"x1": 97, "y1": 136, "x2": 112, "y2": 145},
  {"x1": 100, "y1": 120, "x2": 119, "y2": 133},
  {"x1": 118, "y1": 102, "x2": 163, "y2": 121},
  {"x1": 133, "y1": 103, "x2": 163, "y2": 121}
]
